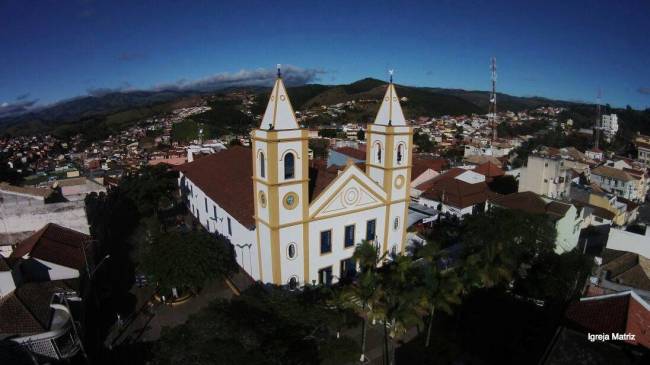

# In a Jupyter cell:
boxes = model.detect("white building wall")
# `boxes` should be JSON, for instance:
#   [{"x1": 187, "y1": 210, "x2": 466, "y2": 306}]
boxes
[
  {"x1": 181, "y1": 172, "x2": 261, "y2": 281},
  {"x1": 308, "y1": 205, "x2": 386, "y2": 283},
  {"x1": 279, "y1": 224, "x2": 305, "y2": 285},
  {"x1": 553, "y1": 205, "x2": 581, "y2": 253}
]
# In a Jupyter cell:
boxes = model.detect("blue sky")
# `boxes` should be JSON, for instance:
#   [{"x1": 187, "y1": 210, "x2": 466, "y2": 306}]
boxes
[{"x1": 1, "y1": 0, "x2": 649, "y2": 115}]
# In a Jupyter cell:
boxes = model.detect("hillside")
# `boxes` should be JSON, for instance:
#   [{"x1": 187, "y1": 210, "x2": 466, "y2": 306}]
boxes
[{"x1": 0, "y1": 77, "x2": 588, "y2": 137}]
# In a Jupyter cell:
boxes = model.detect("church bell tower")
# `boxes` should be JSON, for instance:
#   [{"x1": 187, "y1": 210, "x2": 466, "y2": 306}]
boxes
[
  {"x1": 251, "y1": 66, "x2": 309, "y2": 285},
  {"x1": 365, "y1": 72, "x2": 413, "y2": 255}
]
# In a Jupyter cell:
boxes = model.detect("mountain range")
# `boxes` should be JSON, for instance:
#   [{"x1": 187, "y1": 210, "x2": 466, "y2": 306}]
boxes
[{"x1": 0, "y1": 78, "x2": 582, "y2": 137}]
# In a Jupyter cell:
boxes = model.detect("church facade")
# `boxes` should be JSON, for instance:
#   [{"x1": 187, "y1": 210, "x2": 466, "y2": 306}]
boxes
[{"x1": 178, "y1": 73, "x2": 413, "y2": 287}]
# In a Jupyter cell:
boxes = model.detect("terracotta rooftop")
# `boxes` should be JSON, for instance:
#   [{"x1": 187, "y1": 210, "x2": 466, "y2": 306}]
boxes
[
  {"x1": 0, "y1": 279, "x2": 78, "y2": 336},
  {"x1": 419, "y1": 168, "x2": 493, "y2": 209},
  {"x1": 565, "y1": 291, "x2": 650, "y2": 348},
  {"x1": 592, "y1": 166, "x2": 636, "y2": 182},
  {"x1": 473, "y1": 161, "x2": 505, "y2": 178},
  {"x1": 411, "y1": 158, "x2": 447, "y2": 181},
  {"x1": 176, "y1": 146, "x2": 255, "y2": 229},
  {"x1": 490, "y1": 191, "x2": 571, "y2": 219},
  {"x1": 463, "y1": 155, "x2": 502, "y2": 167},
  {"x1": 11, "y1": 223, "x2": 90, "y2": 271},
  {"x1": 601, "y1": 249, "x2": 650, "y2": 291}
]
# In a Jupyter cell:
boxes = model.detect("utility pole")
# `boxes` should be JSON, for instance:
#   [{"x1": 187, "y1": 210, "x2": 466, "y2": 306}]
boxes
[
  {"x1": 489, "y1": 57, "x2": 498, "y2": 145},
  {"x1": 594, "y1": 88, "x2": 602, "y2": 150}
]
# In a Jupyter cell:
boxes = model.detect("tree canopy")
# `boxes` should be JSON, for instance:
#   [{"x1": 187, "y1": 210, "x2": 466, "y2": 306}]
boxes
[
  {"x1": 153, "y1": 285, "x2": 357, "y2": 365},
  {"x1": 141, "y1": 230, "x2": 238, "y2": 293}
]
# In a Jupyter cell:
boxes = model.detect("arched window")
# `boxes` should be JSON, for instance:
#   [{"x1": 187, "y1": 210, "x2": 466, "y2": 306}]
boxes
[
  {"x1": 397, "y1": 144, "x2": 403, "y2": 164},
  {"x1": 284, "y1": 153, "x2": 295, "y2": 179},
  {"x1": 260, "y1": 152, "x2": 266, "y2": 178},
  {"x1": 375, "y1": 143, "x2": 382, "y2": 163},
  {"x1": 287, "y1": 242, "x2": 297, "y2": 259}
]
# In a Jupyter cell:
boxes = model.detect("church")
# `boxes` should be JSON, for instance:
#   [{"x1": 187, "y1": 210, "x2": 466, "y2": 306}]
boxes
[{"x1": 177, "y1": 71, "x2": 413, "y2": 287}]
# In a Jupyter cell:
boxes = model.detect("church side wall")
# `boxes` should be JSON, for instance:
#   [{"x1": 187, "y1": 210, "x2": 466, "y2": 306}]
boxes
[{"x1": 180, "y1": 172, "x2": 260, "y2": 280}]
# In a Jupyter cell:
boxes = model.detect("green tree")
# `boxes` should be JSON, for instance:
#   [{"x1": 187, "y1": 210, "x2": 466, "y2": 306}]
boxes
[
  {"x1": 417, "y1": 242, "x2": 463, "y2": 348},
  {"x1": 141, "y1": 230, "x2": 237, "y2": 294},
  {"x1": 153, "y1": 285, "x2": 357, "y2": 365},
  {"x1": 379, "y1": 254, "x2": 422, "y2": 364},
  {"x1": 340, "y1": 241, "x2": 385, "y2": 363},
  {"x1": 512, "y1": 250, "x2": 593, "y2": 303},
  {"x1": 487, "y1": 175, "x2": 518, "y2": 195},
  {"x1": 459, "y1": 208, "x2": 556, "y2": 288},
  {"x1": 119, "y1": 164, "x2": 177, "y2": 216},
  {"x1": 413, "y1": 130, "x2": 435, "y2": 152}
]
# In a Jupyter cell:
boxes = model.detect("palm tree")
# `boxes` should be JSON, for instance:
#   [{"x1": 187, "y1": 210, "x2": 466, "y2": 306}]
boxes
[
  {"x1": 418, "y1": 242, "x2": 463, "y2": 348},
  {"x1": 340, "y1": 240, "x2": 385, "y2": 363},
  {"x1": 380, "y1": 254, "x2": 422, "y2": 365}
]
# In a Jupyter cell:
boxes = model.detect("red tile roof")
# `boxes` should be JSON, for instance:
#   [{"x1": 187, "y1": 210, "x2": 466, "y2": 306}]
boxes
[
  {"x1": 566, "y1": 294, "x2": 629, "y2": 334},
  {"x1": 412, "y1": 158, "x2": 447, "y2": 181},
  {"x1": 565, "y1": 292, "x2": 650, "y2": 348},
  {"x1": 176, "y1": 146, "x2": 255, "y2": 229},
  {"x1": 473, "y1": 161, "x2": 505, "y2": 178},
  {"x1": 11, "y1": 224, "x2": 90, "y2": 270},
  {"x1": 418, "y1": 168, "x2": 492, "y2": 209},
  {"x1": 490, "y1": 191, "x2": 571, "y2": 219},
  {"x1": 0, "y1": 279, "x2": 78, "y2": 336}
]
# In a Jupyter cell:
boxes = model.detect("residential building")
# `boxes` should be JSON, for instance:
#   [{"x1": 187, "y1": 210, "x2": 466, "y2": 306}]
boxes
[
  {"x1": 518, "y1": 155, "x2": 571, "y2": 199},
  {"x1": 178, "y1": 74, "x2": 412, "y2": 286},
  {"x1": 489, "y1": 191, "x2": 582, "y2": 253},
  {"x1": 416, "y1": 168, "x2": 492, "y2": 218},
  {"x1": 600, "y1": 113, "x2": 619, "y2": 141},
  {"x1": 637, "y1": 142, "x2": 650, "y2": 165},
  {"x1": 585, "y1": 147, "x2": 604, "y2": 161},
  {"x1": 591, "y1": 165, "x2": 644, "y2": 202},
  {"x1": 0, "y1": 223, "x2": 89, "y2": 361},
  {"x1": 570, "y1": 183, "x2": 638, "y2": 226}
]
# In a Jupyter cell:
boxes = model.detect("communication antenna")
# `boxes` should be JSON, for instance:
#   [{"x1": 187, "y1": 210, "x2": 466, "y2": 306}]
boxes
[
  {"x1": 594, "y1": 88, "x2": 602, "y2": 150},
  {"x1": 489, "y1": 57, "x2": 498, "y2": 144}
]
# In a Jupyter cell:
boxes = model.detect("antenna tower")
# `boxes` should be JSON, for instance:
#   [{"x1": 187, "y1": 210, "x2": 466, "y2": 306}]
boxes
[
  {"x1": 594, "y1": 88, "x2": 602, "y2": 150},
  {"x1": 489, "y1": 57, "x2": 498, "y2": 143}
]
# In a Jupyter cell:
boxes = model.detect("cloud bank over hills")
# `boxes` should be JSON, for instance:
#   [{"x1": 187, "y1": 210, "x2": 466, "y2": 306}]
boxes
[{"x1": 0, "y1": 66, "x2": 326, "y2": 118}]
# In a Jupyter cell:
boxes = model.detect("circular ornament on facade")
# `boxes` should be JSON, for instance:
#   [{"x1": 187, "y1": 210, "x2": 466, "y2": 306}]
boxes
[
  {"x1": 342, "y1": 188, "x2": 360, "y2": 206},
  {"x1": 394, "y1": 175, "x2": 405, "y2": 189},
  {"x1": 270, "y1": 95, "x2": 275, "y2": 101},
  {"x1": 258, "y1": 191, "x2": 267, "y2": 208},
  {"x1": 280, "y1": 95, "x2": 286, "y2": 101},
  {"x1": 384, "y1": 96, "x2": 389, "y2": 101},
  {"x1": 283, "y1": 192, "x2": 299, "y2": 210}
]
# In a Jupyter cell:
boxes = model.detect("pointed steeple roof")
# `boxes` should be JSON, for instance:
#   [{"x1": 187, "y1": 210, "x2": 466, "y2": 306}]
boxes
[
  {"x1": 259, "y1": 70, "x2": 299, "y2": 130},
  {"x1": 373, "y1": 76, "x2": 406, "y2": 126}
]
